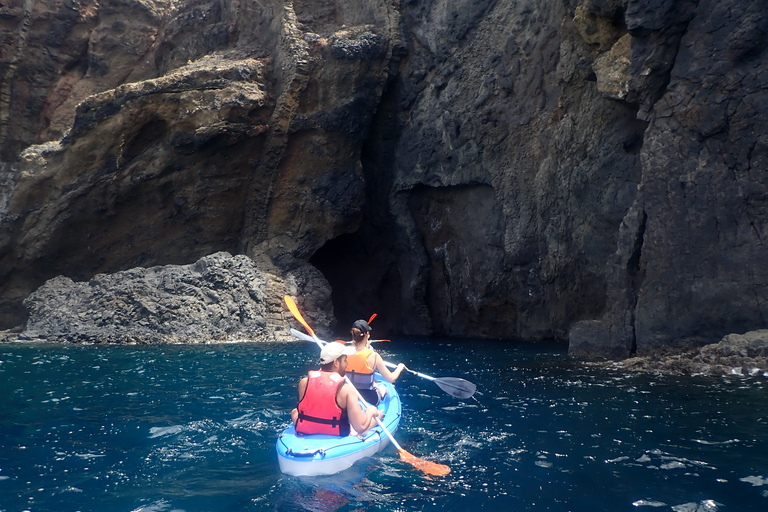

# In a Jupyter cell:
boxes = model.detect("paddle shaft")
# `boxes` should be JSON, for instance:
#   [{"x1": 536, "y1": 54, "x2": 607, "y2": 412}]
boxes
[
  {"x1": 384, "y1": 361, "x2": 435, "y2": 381},
  {"x1": 290, "y1": 328, "x2": 476, "y2": 398},
  {"x1": 385, "y1": 361, "x2": 476, "y2": 398},
  {"x1": 345, "y1": 376, "x2": 404, "y2": 452},
  {"x1": 290, "y1": 329, "x2": 413, "y2": 376}
]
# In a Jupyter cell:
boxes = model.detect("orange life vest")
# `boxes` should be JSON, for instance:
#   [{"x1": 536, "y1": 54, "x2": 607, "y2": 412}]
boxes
[
  {"x1": 296, "y1": 370, "x2": 350, "y2": 436},
  {"x1": 346, "y1": 347, "x2": 376, "y2": 390}
]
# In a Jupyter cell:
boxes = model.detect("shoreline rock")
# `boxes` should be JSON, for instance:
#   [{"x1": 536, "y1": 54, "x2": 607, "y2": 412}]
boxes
[
  {"x1": 0, "y1": 252, "x2": 334, "y2": 344},
  {"x1": 598, "y1": 329, "x2": 768, "y2": 377}
]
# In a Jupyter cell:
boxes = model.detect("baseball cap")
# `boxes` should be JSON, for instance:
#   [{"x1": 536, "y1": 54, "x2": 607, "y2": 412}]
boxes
[
  {"x1": 352, "y1": 319, "x2": 372, "y2": 332},
  {"x1": 319, "y1": 342, "x2": 355, "y2": 364}
]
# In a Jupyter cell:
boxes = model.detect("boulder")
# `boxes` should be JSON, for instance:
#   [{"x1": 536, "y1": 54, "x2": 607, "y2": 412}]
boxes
[
  {"x1": 612, "y1": 329, "x2": 768, "y2": 377},
  {"x1": 1, "y1": 252, "x2": 334, "y2": 344}
]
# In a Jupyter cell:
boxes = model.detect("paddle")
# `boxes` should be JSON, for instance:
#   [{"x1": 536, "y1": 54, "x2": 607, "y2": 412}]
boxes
[
  {"x1": 284, "y1": 296, "x2": 450, "y2": 477},
  {"x1": 292, "y1": 329, "x2": 388, "y2": 345},
  {"x1": 382, "y1": 362, "x2": 476, "y2": 399},
  {"x1": 363, "y1": 314, "x2": 390, "y2": 342},
  {"x1": 346, "y1": 378, "x2": 450, "y2": 477},
  {"x1": 289, "y1": 328, "x2": 476, "y2": 399}
]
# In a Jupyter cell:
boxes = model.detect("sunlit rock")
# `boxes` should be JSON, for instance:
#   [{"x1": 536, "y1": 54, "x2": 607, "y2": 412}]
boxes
[
  {"x1": 4, "y1": 252, "x2": 334, "y2": 344},
  {"x1": 593, "y1": 34, "x2": 633, "y2": 102}
]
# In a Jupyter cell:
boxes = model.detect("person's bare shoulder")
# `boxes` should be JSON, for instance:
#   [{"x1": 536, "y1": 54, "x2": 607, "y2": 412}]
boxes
[
  {"x1": 337, "y1": 380, "x2": 354, "y2": 407},
  {"x1": 297, "y1": 376, "x2": 308, "y2": 398}
]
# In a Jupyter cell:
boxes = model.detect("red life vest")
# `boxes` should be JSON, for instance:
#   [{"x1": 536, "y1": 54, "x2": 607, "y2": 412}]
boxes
[
  {"x1": 296, "y1": 370, "x2": 350, "y2": 436},
  {"x1": 346, "y1": 348, "x2": 375, "y2": 389}
]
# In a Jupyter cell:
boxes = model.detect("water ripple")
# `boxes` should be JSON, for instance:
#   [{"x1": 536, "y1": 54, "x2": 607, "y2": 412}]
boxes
[{"x1": 2, "y1": 341, "x2": 768, "y2": 511}]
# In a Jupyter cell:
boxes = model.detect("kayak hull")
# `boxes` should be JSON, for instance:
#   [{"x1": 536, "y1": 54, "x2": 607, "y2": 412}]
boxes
[{"x1": 276, "y1": 376, "x2": 401, "y2": 476}]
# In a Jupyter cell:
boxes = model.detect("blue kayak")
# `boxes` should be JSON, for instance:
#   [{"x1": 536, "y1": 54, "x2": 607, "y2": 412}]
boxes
[{"x1": 276, "y1": 375, "x2": 402, "y2": 476}]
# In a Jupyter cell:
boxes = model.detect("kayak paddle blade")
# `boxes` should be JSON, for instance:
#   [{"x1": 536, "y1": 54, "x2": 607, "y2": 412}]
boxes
[
  {"x1": 434, "y1": 377, "x2": 477, "y2": 399},
  {"x1": 398, "y1": 448, "x2": 451, "y2": 476},
  {"x1": 284, "y1": 296, "x2": 316, "y2": 339},
  {"x1": 291, "y1": 328, "x2": 323, "y2": 344}
]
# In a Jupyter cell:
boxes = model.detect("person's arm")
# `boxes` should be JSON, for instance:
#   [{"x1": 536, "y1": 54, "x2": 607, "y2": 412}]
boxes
[
  {"x1": 297, "y1": 377, "x2": 308, "y2": 400},
  {"x1": 372, "y1": 353, "x2": 407, "y2": 383},
  {"x1": 341, "y1": 383, "x2": 382, "y2": 433},
  {"x1": 291, "y1": 377, "x2": 308, "y2": 426}
]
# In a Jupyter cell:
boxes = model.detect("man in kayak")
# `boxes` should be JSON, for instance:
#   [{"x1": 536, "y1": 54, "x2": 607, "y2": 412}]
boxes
[
  {"x1": 291, "y1": 342, "x2": 383, "y2": 436},
  {"x1": 346, "y1": 319, "x2": 407, "y2": 405}
]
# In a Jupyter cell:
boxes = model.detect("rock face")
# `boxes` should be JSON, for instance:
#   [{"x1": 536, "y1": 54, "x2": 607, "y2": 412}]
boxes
[
  {"x1": 0, "y1": 0, "x2": 399, "y2": 334},
  {"x1": 2, "y1": 252, "x2": 334, "y2": 343},
  {"x1": 570, "y1": 0, "x2": 768, "y2": 357},
  {"x1": 609, "y1": 330, "x2": 768, "y2": 377},
  {"x1": 1, "y1": 0, "x2": 767, "y2": 353}
]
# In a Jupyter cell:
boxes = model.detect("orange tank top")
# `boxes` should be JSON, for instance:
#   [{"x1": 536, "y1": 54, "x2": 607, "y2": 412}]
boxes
[{"x1": 346, "y1": 348, "x2": 375, "y2": 390}]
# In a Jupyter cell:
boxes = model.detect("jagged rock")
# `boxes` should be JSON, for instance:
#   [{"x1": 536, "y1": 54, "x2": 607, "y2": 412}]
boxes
[
  {"x1": 573, "y1": 2, "x2": 623, "y2": 50},
  {"x1": 569, "y1": 0, "x2": 767, "y2": 357},
  {"x1": 608, "y1": 329, "x2": 768, "y2": 377},
  {"x1": 0, "y1": 252, "x2": 334, "y2": 344},
  {"x1": 593, "y1": 34, "x2": 632, "y2": 102},
  {"x1": 0, "y1": 0, "x2": 397, "y2": 331}
]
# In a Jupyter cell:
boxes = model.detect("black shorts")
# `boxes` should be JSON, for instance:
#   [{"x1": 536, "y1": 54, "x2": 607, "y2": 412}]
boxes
[{"x1": 357, "y1": 387, "x2": 380, "y2": 406}]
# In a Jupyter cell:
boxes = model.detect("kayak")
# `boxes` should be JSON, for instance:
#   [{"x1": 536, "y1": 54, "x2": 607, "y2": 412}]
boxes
[{"x1": 276, "y1": 375, "x2": 402, "y2": 476}]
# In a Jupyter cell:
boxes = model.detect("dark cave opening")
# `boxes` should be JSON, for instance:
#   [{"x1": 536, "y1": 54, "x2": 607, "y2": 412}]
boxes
[
  {"x1": 309, "y1": 69, "x2": 406, "y2": 338},
  {"x1": 309, "y1": 231, "x2": 403, "y2": 339}
]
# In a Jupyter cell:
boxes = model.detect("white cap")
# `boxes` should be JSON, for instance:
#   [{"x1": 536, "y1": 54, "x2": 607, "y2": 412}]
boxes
[{"x1": 319, "y1": 342, "x2": 355, "y2": 364}]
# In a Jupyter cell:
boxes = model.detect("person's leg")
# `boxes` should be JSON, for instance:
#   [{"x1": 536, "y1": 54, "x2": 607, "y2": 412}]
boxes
[{"x1": 359, "y1": 388, "x2": 381, "y2": 406}]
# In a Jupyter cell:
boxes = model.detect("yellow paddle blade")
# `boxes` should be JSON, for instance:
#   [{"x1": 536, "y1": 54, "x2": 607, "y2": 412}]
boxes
[
  {"x1": 284, "y1": 296, "x2": 316, "y2": 339},
  {"x1": 398, "y1": 448, "x2": 451, "y2": 476}
]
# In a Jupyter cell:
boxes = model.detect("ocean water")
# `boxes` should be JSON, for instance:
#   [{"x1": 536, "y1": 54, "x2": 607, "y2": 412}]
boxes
[{"x1": 1, "y1": 339, "x2": 767, "y2": 512}]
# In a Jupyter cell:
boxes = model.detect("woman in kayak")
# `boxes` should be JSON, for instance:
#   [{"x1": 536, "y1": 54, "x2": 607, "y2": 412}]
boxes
[{"x1": 345, "y1": 319, "x2": 407, "y2": 405}]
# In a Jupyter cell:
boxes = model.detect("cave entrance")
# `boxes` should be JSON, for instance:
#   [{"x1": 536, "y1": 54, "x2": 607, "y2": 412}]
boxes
[{"x1": 309, "y1": 231, "x2": 402, "y2": 339}]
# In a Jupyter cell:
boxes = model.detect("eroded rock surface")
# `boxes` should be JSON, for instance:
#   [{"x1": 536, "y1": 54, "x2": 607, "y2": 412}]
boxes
[
  {"x1": 1, "y1": 252, "x2": 334, "y2": 343},
  {"x1": 606, "y1": 330, "x2": 768, "y2": 377},
  {"x1": 1, "y1": 0, "x2": 399, "y2": 334},
  {"x1": 1, "y1": 0, "x2": 766, "y2": 354},
  {"x1": 570, "y1": 0, "x2": 768, "y2": 357}
]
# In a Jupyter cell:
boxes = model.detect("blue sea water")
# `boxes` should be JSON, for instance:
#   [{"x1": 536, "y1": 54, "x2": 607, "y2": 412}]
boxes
[{"x1": 1, "y1": 339, "x2": 767, "y2": 512}]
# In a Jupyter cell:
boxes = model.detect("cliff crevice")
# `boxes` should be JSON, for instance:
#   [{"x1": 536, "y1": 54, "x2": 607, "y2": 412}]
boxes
[{"x1": 0, "y1": 0, "x2": 766, "y2": 357}]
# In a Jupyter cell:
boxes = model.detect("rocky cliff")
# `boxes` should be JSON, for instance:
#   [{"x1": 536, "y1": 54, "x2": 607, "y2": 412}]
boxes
[{"x1": 0, "y1": 0, "x2": 766, "y2": 354}]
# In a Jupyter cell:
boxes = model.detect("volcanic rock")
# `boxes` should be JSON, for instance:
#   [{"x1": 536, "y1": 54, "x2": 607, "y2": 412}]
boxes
[
  {"x1": 609, "y1": 329, "x2": 768, "y2": 377},
  {"x1": 0, "y1": 0, "x2": 766, "y2": 356},
  {"x1": 1, "y1": 252, "x2": 334, "y2": 344}
]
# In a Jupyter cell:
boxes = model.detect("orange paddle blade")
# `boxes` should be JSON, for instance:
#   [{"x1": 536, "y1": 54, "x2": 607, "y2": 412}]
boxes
[
  {"x1": 368, "y1": 313, "x2": 377, "y2": 324},
  {"x1": 397, "y1": 448, "x2": 450, "y2": 476},
  {"x1": 284, "y1": 296, "x2": 316, "y2": 339}
]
